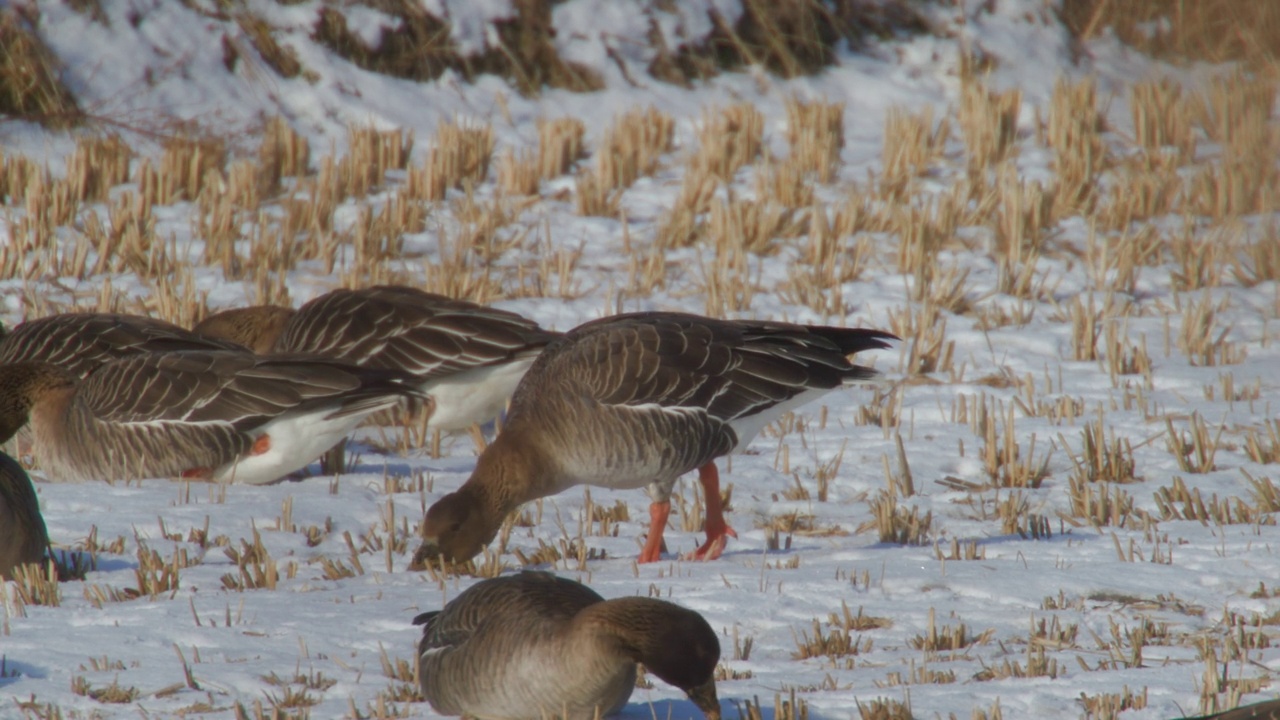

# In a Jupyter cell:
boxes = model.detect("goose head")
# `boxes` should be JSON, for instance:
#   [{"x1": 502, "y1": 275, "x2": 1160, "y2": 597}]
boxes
[
  {"x1": 596, "y1": 597, "x2": 722, "y2": 720},
  {"x1": 411, "y1": 487, "x2": 501, "y2": 568},
  {"x1": 411, "y1": 434, "x2": 549, "y2": 569},
  {"x1": 0, "y1": 363, "x2": 75, "y2": 443}
]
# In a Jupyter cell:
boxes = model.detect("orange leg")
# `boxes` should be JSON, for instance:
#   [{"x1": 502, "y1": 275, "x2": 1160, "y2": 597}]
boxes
[
  {"x1": 181, "y1": 467, "x2": 213, "y2": 480},
  {"x1": 689, "y1": 463, "x2": 737, "y2": 561},
  {"x1": 639, "y1": 501, "x2": 671, "y2": 563}
]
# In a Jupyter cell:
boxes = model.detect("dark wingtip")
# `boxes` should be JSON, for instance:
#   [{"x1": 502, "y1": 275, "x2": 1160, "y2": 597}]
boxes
[
  {"x1": 831, "y1": 327, "x2": 899, "y2": 354},
  {"x1": 411, "y1": 610, "x2": 439, "y2": 627},
  {"x1": 864, "y1": 329, "x2": 901, "y2": 345}
]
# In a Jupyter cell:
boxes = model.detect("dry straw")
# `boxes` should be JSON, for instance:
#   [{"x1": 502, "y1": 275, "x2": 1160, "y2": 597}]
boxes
[
  {"x1": 959, "y1": 81, "x2": 1020, "y2": 179},
  {"x1": 784, "y1": 95, "x2": 844, "y2": 183},
  {"x1": 881, "y1": 105, "x2": 949, "y2": 199},
  {"x1": 693, "y1": 103, "x2": 764, "y2": 181},
  {"x1": 0, "y1": 10, "x2": 80, "y2": 127},
  {"x1": 407, "y1": 118, "x2": 495, "y2": 201},
  {"x1": 536, "y1": 117, "x2": 586, "y2": 179},
  {"x1": 596, "y1": 106, "x2": 674, "y2": 191}
]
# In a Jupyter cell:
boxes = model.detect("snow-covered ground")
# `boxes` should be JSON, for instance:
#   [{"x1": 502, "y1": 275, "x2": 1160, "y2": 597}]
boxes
[{"x1": 2, "y1": 1, "x2": 1279, "y2": 718}]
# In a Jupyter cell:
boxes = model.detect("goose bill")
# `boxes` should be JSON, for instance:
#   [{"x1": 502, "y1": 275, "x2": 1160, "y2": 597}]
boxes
[{"x1": 685, "y1": 678, "x2": 720, "y2": 720}]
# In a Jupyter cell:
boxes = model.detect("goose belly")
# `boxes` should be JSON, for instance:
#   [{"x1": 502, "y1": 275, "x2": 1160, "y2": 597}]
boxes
[
  {"x1": 212, "y1": 411, "x2": 368, "y2": 485},
  {"x1": 422, "y1": 358, "x2": 534, "y2": 431},
  {"x1": 725, "y1": 385, "x2": 845, "y2": 451}
]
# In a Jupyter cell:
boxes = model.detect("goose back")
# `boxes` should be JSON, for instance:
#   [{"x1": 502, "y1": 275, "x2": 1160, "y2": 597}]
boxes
[
  {"x1": 196, "y1": 286, "x2": 561, "y2": 431},
  {"x1": 277, "y1": 286, "x2": 560, "y2": 381},
  {"x1": 0, "y1": 313, "x2": 247, "y2": 379}
]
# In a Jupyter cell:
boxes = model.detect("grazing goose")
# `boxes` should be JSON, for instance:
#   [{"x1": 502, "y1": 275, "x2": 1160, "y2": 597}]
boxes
[
  {"x1": 0, "y1": 312, "x2": 249, "y2": 455},
  {"x1": 414, "y1": 571, "x2": 721, "y2": 720},
  {"x1": 0, "y1": 451, "x2": 48, "y2": 578},
  {"x1": 411, "y1": 312, "x2": 896, "y2": 566},
  {"x1": 0, "y1": 350, "x2": 425, "y2": 484},
  {"x1": 193, "y1": 286, "x2": 561, "y2": 433}
]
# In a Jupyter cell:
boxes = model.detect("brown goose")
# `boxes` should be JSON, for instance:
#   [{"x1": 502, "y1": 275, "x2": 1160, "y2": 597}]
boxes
[
  {"x1": 414, "y1": 571, "x2": 720, "y2": 720},
  {"x1": 0, "y1": 451, "x2": 48, "y2": 578},
  {"x1": 0, "y1": 312, "x2": 249, "y2": 455},
  {"x1": 411, "y1": 311, "x2": 896, "y2": 566},
  {"x1": 0, "y1": 350, "x2": 425, "y2": 485},
  {"x1": 193, "y1": 286, "x2": 561, "y2": 433}
]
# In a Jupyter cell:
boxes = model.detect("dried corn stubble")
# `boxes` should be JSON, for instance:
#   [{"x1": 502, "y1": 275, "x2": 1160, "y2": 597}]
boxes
[
  {"x1": 753, "y1": 158, "x2": 814, "y2": 209},
  {"x1": 784, "y1": 95, "x2": 844, "y2": 183},
  {"x1": 596, "y1": 106, "x2": 674, "y2": 191},
  {"x1": 959, "y1": 81, "x2": 1021, "y2": 178},
  {"x1": 259, "y1": 116, "x2": 311, "y2": 183},
  {"x1": 158, "y1": 135, "x2": 227, "y2": 204},
  {"x1": 707, "y1": 196, "x2": 800, "y2": 255},
  {"x1": 496, "y1": 147, "x2": 540, "y2": 197},
  {"x1": 574, "y1": 168, "x2": 621, "y2": 218},
  {"x1": 406, "y1": 118, "x2": 495, "y2": 202},
  {"x1": 536, "y1": 116, "x2": 586, "y2": 179},
  {"x1": 693, "y1": 103, "x2": 764, "y2": 181},
  {"x1": 1047, "y1": 76, "x2": 1105, "y2": 216},
  {"x1": 881, "y1": 105, "x2": 949, "y2": 198},
  {"x1": 1130, "y1": 79, "x2": 1195, "y2": 163},
  {"x1": 64, "y1": 135, "x2": 132, "y2": 203},
  {"x1": 342, "y1": 123, "x2": 413, "y2": 198}
]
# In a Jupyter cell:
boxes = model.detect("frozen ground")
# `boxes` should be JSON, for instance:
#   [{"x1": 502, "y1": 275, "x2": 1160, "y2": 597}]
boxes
[{"x1": 1, "y1": 1, "x2": 1278, "y2": 718}]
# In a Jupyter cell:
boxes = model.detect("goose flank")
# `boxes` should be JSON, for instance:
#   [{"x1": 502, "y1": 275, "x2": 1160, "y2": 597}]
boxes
[{"x1": 0, "y1": 350, "x2": 426, "y2": 484}]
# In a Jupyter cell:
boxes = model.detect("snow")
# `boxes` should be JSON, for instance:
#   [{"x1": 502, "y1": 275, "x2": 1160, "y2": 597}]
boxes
[{"x1": 2, "y1": 1, "x2": 1279, "y2": 719}]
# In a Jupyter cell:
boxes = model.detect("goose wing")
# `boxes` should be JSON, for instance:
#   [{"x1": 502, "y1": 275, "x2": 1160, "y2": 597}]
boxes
[
  {"x1": 518, "y1": 312, "x2": 895, "y2": 426},
  {"x1": 0, "y1": 313, "x2": 246, "y2": 379},
  {"x1": 278, "y1": 286, "x2": 561, "y2": 380},
  {"x1": 76, "y1": 350, "x2": 419, "y2": 432}
]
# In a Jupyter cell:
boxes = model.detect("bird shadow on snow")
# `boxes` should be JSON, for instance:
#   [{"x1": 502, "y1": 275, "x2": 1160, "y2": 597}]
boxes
[
  {"x1": 0, "y1": 659, "x2": 48, "y2": 687},
  {"x1": 624, "y1": 697, "x2": 832, "y2": 720},
  {"x1": 858, "y1": 529, "x2": 1092, "y2": 553},
  {"x1": 81, "y1": 553, "x2": 138, "y2": 573}
]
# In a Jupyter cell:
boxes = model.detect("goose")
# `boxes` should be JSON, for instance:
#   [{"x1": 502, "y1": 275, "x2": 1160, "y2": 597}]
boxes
[
  {"x1": 410, "y1": 311, "x2": 896, "y2": 566},
  {"x1": 0, "y1": 451, "x2": 48, "y2": 578},
  {"x1": 0, "y1": 350, "x2": 425, "y2": 484},
  {"x1": 414, "y1": 571, "x2": 721, "y2": 720},
  {"x1": 193, "y1": 286, "x2": 561, "y2": 434},
  {"x1": 0, "y1": 312, "x2": 249, "y2": 455}
]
